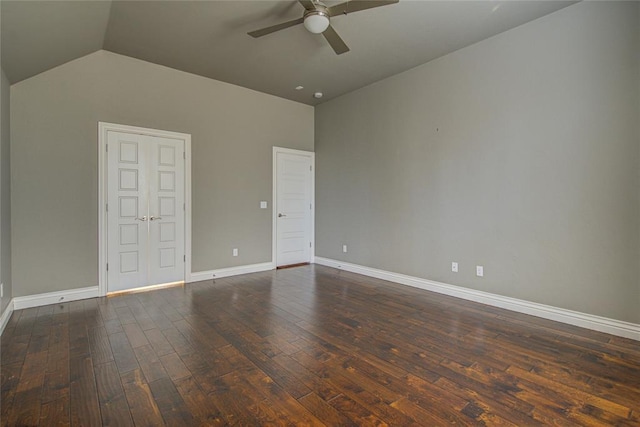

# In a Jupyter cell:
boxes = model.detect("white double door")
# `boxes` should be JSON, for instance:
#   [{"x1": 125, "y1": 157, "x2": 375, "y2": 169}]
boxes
[{"x1": 107, "y1": 131, "x2": 185, "y2": 292}]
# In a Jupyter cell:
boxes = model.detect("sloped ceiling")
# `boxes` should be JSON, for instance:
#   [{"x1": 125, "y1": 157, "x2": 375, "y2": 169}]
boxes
[{"x1": 1, "y1": 1, "x2": 576, "y2": 105}]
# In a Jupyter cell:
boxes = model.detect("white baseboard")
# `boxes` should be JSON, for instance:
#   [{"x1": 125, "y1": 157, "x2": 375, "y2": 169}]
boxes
[
  {"x1": 7, "y1": 261, "x2": 274, "y2": 314},
  {"x1": 189, "y1": 262, "x2": 275, "y2": 283},
  {"x1": 0, "y1": 299, "x2": 14, "y2": 335},
  {"x1": 314, "y1": 257, "x2": 640, "y2": 341},
  {"x1": 12, "y1": 286, "x2": 100, "y2": 310}
]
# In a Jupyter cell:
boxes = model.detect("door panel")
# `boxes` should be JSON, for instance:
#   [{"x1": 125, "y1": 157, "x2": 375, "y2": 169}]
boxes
[
  {"x1": 107, "y1": 131, "x2": 148, "y2": 292},
  {"x1": 276, "y1": 152, "x2": 312, "y2": 266},
  {"x1": 148, "y1": 137, "x2": 185, "y2": 286},
  {"x1": 107, "y1": 132, "x2": 185, "y2": 293}
]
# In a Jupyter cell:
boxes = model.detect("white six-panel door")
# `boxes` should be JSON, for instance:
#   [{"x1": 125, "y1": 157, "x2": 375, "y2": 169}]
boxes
[
  {"x1": 107, "y1": 131, "x2": 185, "y2": 292},
  {"x1": 147, "y1": 136, "x2": 185, "y2": 286},
  {"x1": 275, "y1": 149, "x2": 314, "y2": 266}
]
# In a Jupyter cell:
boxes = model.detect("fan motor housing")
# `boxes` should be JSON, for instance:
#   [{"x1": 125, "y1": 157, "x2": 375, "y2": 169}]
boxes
[{"x1": 303, "y1": 6, "x2": 330, "y2": 34}]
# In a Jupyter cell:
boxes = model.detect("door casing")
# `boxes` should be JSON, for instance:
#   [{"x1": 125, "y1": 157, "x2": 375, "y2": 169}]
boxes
[
  {"x1": 272, "y1": 147, "x2": 315, "y2": 267},
  {"x1": 98, "y1": 122, "x2": 192, "y2": 296}
]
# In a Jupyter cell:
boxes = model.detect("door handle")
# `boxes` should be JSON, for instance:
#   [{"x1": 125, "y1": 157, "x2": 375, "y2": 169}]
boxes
[
  {"x1": 135, "y1": 216, "x2": 148, "y2": 221},
  {"x1": 149, "y1": 216, "x2": 163, "y2": 221},
  {"x1": 278, "y1": 213, "x2": 286, "y2": 217}
]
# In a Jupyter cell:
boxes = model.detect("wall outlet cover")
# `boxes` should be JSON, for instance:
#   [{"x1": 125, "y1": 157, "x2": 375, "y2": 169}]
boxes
[
  {"x1": 452, "y1": 262, "x2": 458, "y2": 273},
  {"x1": 476, "y1": 266, "x2": 484, "y2": 277}
]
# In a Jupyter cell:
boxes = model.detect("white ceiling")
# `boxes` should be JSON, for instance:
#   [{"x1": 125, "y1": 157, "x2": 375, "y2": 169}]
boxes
[{"x1": 1, "y1": 0, "x2": 576, "y2": 105}]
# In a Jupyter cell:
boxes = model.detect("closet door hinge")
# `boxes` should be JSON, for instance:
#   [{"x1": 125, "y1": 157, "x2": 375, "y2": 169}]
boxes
[
  {"x1": 106, "y1": 263, "x2": 109, "y2": 271},
  {"x1": 106, "y1": 203, "x2": 109, "y2": 212},
  {"x1": 106, "y1": 144, "x2": 108, "y2": 152},
  {"x1": 184, "y1": 255, "x2": 186, "y2": 262}
]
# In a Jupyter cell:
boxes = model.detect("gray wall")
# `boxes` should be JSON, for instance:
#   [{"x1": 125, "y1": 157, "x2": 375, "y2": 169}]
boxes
[
  {"x1": 11, "y1": 50, "x2": 313, "y2": 297},
  {"x1": 1, "y1": 68, "x2": 12, "y2": 315},
  {"x1": 315, "y1": 1, "x2": 640, "y2": 323}
]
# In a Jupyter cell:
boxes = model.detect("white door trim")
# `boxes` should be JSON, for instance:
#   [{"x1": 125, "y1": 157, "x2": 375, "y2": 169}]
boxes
[
  {"x1": 98, "y1": 122, "x2": 192, "y2": 296},
  {"x1": 272, "y1": 147, "x2": 315, "y2": 267}
]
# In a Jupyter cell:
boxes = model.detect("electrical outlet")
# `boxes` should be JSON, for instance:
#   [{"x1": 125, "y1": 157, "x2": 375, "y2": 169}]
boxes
[
  {"x1": 260, "y1": 201, "x2": 268, "y2": 209},
  {"x1": 233, "y1": 248, "x2": 238, "y2": 257},
  {"x1": 342, "y1": 244, "x2": 348, "y2": 253},
  {"x1": 476, "y1": 265, "x2": 484, "y2": 277},
  {"x1": 451, "y1": 262, "x2": 458, "y2": 273}
]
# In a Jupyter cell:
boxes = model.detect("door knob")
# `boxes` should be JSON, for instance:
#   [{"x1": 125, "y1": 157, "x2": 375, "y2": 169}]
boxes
[
  {"x1": 135, "y1": 216, "x2": 148, "y2": 221},
  {"x1": 149, "y1": 216, "x2": 163, "y2": 221},
  {"x1": 278, "y1": 213, "x2": 286, "y2": 217}
]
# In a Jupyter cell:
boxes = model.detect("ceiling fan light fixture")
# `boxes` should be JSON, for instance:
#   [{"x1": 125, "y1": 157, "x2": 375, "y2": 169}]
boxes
[{"x1": 303, "y1": 10, "x2": 330, "y2": 34}]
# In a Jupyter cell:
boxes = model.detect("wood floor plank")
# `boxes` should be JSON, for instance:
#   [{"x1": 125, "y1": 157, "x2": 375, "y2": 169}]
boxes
[
  {"x1": 69, "y1": 355, "x2": 101, "y2": 426},
  {"x1": 160, "y1": 327, "x2": 194, "y2": 356},
  {"x1": 42, "y1": 355, "x2": 70, "y2": 404},
  {"x1": 1, "y1": 265, "x2": 639, "y2": 426},
  {"x1": 122, "y1": 323, "x2": 150, "y2": 349},
  {"x1": 39, "y1": 396, "x2": 71, "y2": 427},
  {"x1": 114, "y1": 306, "x2": 137, "y2": 325},
  {"x1": 505, "y1": 364, "x2": 633, "y2": 420},
  {"x1": 5, "y1": 387, "x2": 42, "y2": 427},
  {"x1": 318, "y1": 362, "x2": 417, "y2": 426},
  {"x1": 299, "y1": 392, "x2": 357, "y2": 426},
  {"x1": 235, "y1": 363, "x2": 326, "y2": 426},
  {"x1": 1, "y1": 333, "x2": 30, "y2": 366},
  {"x1": 0, "y1": 362, "x2": 22, "y2": 423},
  {"x1": 148, "y1": 377, "x2": 195, "y2": 425},
  {"x1": 272, "y1": 352, "x2": 342, "y2": 401},
  {"x1": 120, "y1": 369, "x2": 166, "y2": 427},
  {"x1": 206, "y1": 370, "x2": 289, "y2": 425},
  {"x1": 159, "y1": 352, "x2": 191, "y2": 382},
  {"x1": 144, "y1": 328, "x2": 175, "y2": 357},
  {"x1": 219, "y1": 331, "x2": 313, "y2": 399},
  {"x1": 102, "y1": 318, "x2": 124, "y2": 336},
  {"x1": 108, "y1": 331, "x2": 139, "y2": 374},
  {"x1": 174, "y1": 376, "x2": 225, "y2": 426},
  {"x1": 88, "y1": 326, "x2": 115, "y2": 366},
  {"x1": 68, "y1": 316, "x2": 90, "y2": 360},
  {"x1": 94, "y1": 361, "x2": 134, "y2": 426},
  {"x1": 328, "y1": 393, "x2": 388, "y2": 426},
  {"x1": 133, "y1": 344, "x2": 169, "y2": 383},
  {"x1": 16, "y1": 350, "x2": 47, "y2": 393}
]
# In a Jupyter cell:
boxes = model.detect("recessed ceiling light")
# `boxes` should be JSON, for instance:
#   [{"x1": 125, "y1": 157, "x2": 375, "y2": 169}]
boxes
[
  {"x1": 295, "y1": 86, "x2": 304, "y2": 90},
  {"x1": 313, "y1": 92, "x2": 323, "y2": 99}
]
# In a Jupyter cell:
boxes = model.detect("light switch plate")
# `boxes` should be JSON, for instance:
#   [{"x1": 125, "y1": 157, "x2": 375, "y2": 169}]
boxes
[
  {"x1": 476, "y1": 265, "x2": 484, "y2": 277},
  {"x1": 452, "y1": 262, "x2": 458, "y2": 273},
  {"x1": 260, "y1": 201, "x2": 268, "y2": 209}
]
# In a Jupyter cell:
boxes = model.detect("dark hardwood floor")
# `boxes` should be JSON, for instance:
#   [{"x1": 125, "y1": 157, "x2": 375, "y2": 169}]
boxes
[{"x1": 1, "y1": 265, "x2": 639, "y2": 426}]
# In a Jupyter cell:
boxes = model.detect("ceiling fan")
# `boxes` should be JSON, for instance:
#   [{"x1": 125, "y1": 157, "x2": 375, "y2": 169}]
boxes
[{"x1": 248, "y1": 0, "x2": 399, "y2": 55}]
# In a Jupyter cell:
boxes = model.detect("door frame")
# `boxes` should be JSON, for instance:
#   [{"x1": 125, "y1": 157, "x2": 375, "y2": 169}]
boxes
[
  {"x1": 272, "y1": 147, "x2": 315, "y2": 267},
  {"x1": 98, "y1": 122, "x2": 192, "y2": 296}
]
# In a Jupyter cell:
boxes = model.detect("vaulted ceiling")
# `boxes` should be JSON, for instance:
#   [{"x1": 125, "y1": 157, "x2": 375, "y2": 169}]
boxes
[{"x1": 1, "y1": 1, "x2": 575, "y2": 105}]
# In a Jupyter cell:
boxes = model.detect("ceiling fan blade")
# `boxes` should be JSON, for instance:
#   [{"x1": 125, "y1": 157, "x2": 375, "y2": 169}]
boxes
[
  {"x1": 298, "y1": 0, "x2": 316, "y2": 11},
  {"x1": 248, "y1": 17, "x2": 304, "y2": 38},
  {"x1": 327, "y1": 0, "x2": 399, "y2": 17},
  {"x1": 322, "y1": 25, "x2": 349, "y2": 55}
]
